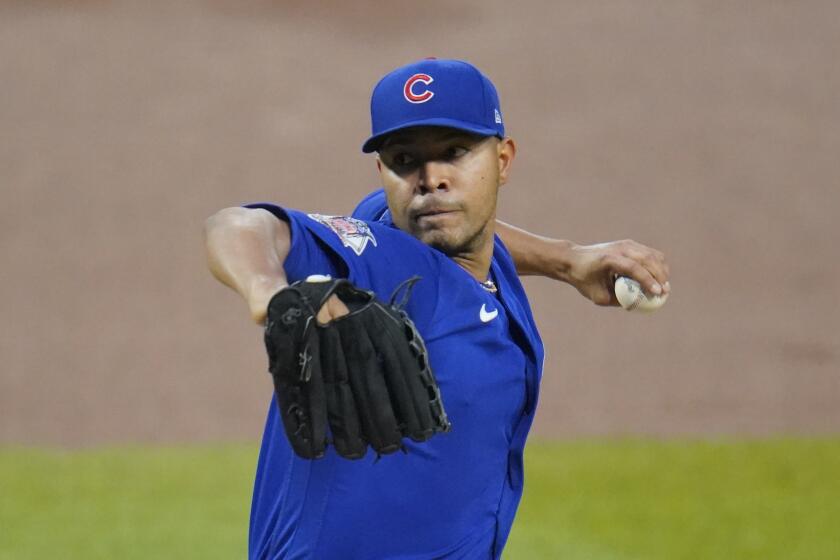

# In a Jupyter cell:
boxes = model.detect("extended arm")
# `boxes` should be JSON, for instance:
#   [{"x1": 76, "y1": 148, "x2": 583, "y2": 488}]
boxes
[
  {"x1": 350, "y1": 189, "x2": 669, "y2": 307},
  {"x1": 205, "y1": 207, "x2": 291, "y2": 323},
  {"x1": 204, "y1": 207, "x2": 348, "y2": 323},
  {"x1": 495, "y1": 220, "x2": 670, "y2": 307}
]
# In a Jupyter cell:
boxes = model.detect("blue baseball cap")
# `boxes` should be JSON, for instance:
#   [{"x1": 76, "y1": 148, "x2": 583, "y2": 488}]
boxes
[{"x1": 362, "y1": 58, "x2": 505, "y2": 153}]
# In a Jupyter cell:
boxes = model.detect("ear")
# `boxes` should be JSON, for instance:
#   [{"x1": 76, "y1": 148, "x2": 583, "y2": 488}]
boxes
[
  {"x1": 376, "y1": 155, "x2": 382, "y2": 173},
  {"x1": 497, "y1": 137, "x2": 516, "y2": 186}
]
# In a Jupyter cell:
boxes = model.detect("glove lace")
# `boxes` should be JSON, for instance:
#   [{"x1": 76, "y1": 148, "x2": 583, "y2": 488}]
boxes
[{"x1": 388, "y1": 276, "x2": 422, "y2": 310}]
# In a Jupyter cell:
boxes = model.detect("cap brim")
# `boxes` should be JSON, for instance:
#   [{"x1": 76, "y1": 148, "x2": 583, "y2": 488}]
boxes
[{"x1": 362, "y1": 118, "x2": 501, "y2": 153}]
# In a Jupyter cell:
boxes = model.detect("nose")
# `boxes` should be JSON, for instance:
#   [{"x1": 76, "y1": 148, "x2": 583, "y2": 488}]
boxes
[{"x1": 417, "y1": 160, "x2": 450, "y2": 194}]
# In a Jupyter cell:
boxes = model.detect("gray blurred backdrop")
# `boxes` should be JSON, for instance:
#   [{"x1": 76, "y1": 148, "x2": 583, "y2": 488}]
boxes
[{"x1": 2, "y1": 1, "x2": 838, "y2": 446}]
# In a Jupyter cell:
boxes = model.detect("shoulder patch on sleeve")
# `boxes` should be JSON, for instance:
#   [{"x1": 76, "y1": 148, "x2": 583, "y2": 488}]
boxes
[{"x1": 307, "y1": 214, "x2": 378, "y2": 256}]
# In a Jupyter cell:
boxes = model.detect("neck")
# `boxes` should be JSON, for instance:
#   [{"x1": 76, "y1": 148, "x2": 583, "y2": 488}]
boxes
[
  {"x1": 451, "y1": 223, "x2": 495, "y2": 282},
  {"x1": 452, "y1": 255, "x2": 491, "y2": 282}
]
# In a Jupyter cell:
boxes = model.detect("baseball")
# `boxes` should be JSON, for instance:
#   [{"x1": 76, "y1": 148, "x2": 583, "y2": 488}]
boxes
[{"x1": 614, "y1": 276, "x2": 669, "y2": 313}]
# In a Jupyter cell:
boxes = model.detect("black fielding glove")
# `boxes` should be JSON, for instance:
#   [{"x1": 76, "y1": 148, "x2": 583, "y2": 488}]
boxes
[{"x1": 264, "y1": 276, "x2": 451, "y2": 460}]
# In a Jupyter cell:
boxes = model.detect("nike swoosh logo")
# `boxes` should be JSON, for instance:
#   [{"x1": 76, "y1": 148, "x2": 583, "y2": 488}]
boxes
[{"x1": 480, "y1": 304, "x2": 499, "y2": 323}]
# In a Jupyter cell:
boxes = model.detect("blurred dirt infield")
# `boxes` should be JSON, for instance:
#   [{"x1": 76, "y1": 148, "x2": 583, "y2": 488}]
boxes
[{"x1": 2, "y1": 1, "x2": 838, "y2": 445}]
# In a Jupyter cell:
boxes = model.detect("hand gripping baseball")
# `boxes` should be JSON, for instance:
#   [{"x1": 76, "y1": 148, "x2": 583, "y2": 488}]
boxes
[{"x1": 264, "y1": 276, "x2": 451, "y2": 460}]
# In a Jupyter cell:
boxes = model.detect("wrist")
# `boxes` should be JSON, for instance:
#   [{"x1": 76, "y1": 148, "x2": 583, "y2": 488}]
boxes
[
  {"x1": 247, "y1": 274, "x2": 288, "y2": 324},
  {"x1": 541, "y1": 239, "x2": 578, "y2": 284}
]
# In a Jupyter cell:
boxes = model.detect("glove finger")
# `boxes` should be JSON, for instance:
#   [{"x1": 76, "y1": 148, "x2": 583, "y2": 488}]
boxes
[
  {"x1": 319, "y1": 325, "x2": 366, "y2": 459},
  {"x1": 335, "y1": 280, "x2": 450, "y2": 440},
  {"x1": 361, "y1": 306, "x2": 433, "y2": 441},
  {"x1": 302, "y1": 329, "x2": 328, "y2": 457},
  {"x1": 335, "y1": 315, "x2": 402, "y2": 455},
  {"x1": 265, "y1": 303, "x2": 328, "y2": 459},
  {"x1": 401, "y1": 311, "x2": 450, "y2": 436}
]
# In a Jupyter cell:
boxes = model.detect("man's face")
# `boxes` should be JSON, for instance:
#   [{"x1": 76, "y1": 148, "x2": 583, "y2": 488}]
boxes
[{"x1": 376, "y1": 127, "x2": 515, "y2": 257}]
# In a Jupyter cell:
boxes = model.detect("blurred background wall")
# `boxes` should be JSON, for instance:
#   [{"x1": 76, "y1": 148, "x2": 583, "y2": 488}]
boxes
[{"x1": 2, "y1": 0, "x2": 838, "y2": 446}]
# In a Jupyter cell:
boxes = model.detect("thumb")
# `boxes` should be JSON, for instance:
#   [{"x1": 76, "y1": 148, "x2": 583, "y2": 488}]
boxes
[{"x1": 316, "y1": 294, "x2": 351, "y2": 324}]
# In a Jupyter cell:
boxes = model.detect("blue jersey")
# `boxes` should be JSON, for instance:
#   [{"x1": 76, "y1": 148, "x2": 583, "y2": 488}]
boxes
[{"x1": 246, "y1": 195, "x2": 544, "y2": 560}]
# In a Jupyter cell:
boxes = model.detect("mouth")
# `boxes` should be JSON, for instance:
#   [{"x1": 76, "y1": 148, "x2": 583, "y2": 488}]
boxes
[
  {"x1": 415, "y1": 209, "x2": 455, "y2": 218},
  {"x1": 411, "y1": 201, "x2": 460, "y2": 218},
  {"x1": 413, "y1": 209, "x2": 459, "y2": 225}
]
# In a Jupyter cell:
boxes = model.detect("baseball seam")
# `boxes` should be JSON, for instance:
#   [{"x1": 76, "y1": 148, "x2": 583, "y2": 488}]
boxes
[{"x1": 627, "y1": 292, "x2": 642, "y2": 311}]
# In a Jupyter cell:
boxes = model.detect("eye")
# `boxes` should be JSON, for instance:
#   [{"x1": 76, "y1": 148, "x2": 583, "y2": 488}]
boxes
[
  {"x1": 443, "y1": 146, "x2": 468, "y2": 160},
  {"x1": 391, "y1": 152, "x2": 415, "y2": 167}
]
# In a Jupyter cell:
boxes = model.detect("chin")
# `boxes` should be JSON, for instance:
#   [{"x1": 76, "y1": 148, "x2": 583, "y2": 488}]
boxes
[
  {"x1": 421, "y1": 232, "x2": 469, "y2": 256},
  {"x1": 412, "y1": 229, "x2": 450, "y2": 250},
  {"x1": 415, "y1": 221, "x2": 491, "y2": 256},
  {"x1": 427, "y1": 240, "x2": 460, "y2": 255}
]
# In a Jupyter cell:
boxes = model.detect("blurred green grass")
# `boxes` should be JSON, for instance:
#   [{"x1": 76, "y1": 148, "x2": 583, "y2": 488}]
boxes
[
  {"x1": 2, "y1": 439, "x2": 839, "y2": 559},
  {"x1": 506, "y1": 439, "x2": 840, "y2": 559},
  {"x1": 0, "y1": 444, "x2": 256, "y2": 560}
]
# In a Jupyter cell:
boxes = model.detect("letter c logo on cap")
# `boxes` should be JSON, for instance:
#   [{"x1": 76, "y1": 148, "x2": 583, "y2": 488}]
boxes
[{"x1": 403, "y1": 73, "x2": 434, "y2": 104}]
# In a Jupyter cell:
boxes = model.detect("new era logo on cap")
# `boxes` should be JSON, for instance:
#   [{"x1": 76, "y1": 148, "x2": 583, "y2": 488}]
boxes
[{"x1": 362, "y1": 58, "x2": 505, "y2": 153}]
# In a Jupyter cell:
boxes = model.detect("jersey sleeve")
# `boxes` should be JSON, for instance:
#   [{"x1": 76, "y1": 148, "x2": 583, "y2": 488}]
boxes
[
  {"x1": 351, "y1": 189, "x2": 390, "y2": 223},
  {"x1": 244, "y1": 202, "x2": 442, "y2": 334},
  {"x1": 243, "y1": 202, "x2": 348, "y2": 283}
]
